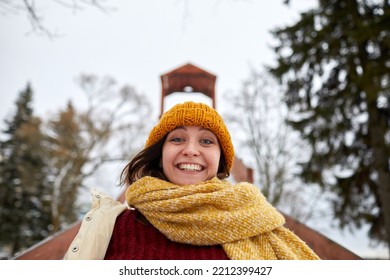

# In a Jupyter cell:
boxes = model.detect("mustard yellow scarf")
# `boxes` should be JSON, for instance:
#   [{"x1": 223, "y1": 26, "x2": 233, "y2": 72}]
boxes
[{"x1": 126, "y1": 176, "x2": 320, "y2": 260}]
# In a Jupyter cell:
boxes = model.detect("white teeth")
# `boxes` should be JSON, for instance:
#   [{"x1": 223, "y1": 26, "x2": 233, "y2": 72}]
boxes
[{"x1": 178, "y1": 163, "x2": 202, "y2": 171}]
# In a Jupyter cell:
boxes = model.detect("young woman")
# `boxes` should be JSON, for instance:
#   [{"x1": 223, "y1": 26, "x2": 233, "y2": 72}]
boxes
[{"x1": 64, "y1": 101, "x2": 320, "y2": 260}]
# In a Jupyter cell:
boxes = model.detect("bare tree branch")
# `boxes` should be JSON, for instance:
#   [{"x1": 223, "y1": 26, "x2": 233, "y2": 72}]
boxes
[
  {"x1": 0, "y1": 0, "x2": 115, "y2": 38},
  {"x1": 223, "y1": 67, "x2": 328, "y2": 223}
]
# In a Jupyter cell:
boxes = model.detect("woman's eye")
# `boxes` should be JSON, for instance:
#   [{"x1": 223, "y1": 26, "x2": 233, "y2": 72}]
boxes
[
  {"x1": 200, "y1": 139, "x2": 213, "y2": 145},
  {"x1": 170, "y1": 137, "x2": 184, "y2": 143}
]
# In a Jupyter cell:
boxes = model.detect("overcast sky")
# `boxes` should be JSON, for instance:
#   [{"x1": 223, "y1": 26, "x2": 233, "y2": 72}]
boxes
[
  {"x1": 1, "y1": 0, "x2": 388, "y2": 259},
  {"x1": 0, "y1": 0, "x2": 314, "y2": 123}
]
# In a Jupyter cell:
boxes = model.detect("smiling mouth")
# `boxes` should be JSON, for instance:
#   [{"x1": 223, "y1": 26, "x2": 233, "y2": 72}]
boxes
[{"x1": 177, "y1": 163, "x2": 203, "y2": 172}]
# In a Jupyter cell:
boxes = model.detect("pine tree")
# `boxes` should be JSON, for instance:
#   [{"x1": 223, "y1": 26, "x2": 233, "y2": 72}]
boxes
[
  {"x1": 270, "y1": 0, "x2": 390, "y2": 253},
  {"x1": 0, "y1": 83, "x2": 51, "y2": 257}
]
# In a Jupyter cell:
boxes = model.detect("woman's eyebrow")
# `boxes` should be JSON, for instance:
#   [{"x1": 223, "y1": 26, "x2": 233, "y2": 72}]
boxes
[{"x1": 172, "y1": 126, "x2": 186, "y2": 131}]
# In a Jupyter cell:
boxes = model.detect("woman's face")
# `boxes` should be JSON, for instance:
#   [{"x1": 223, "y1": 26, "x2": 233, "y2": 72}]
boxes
[{"x1": 162, "y1": 126, "x2": 221, "y2": 185}]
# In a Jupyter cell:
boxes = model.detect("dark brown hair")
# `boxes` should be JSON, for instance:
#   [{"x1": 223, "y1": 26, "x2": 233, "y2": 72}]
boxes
[{"x1": 120, "y1": 136, "x2": 230, "y2": 186}]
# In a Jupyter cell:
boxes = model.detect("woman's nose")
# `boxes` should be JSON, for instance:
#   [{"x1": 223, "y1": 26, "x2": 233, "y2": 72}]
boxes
[{"x1": 182, "y1": 141, "x2": 200, "y2": 156}]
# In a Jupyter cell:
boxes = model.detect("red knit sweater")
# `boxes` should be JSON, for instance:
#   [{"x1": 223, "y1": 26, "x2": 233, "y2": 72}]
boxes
[{"x1": 104, "y1": 209, "x2": 229, "y2": 260}]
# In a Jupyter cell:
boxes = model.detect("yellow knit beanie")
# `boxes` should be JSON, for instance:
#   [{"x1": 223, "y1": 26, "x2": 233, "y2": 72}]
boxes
[{"x1": 145, "y1": 101, "x2": 235, "y2": 171}]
